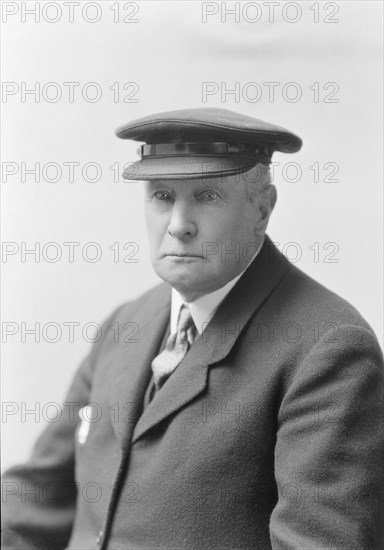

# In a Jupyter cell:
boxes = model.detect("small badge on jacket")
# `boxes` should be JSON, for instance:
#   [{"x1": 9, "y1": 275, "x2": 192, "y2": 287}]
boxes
[{"x1": 77, "y1": 404, "x2": 96, "y2": 445}]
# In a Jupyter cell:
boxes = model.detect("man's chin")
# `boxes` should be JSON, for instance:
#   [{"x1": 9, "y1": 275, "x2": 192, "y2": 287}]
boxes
[
  {"x1": 153, "y1": 257, "x2": 244, "y2": 292},
  {"x1": 154, "y1": 261, "x2": 208, "y2": 291}
]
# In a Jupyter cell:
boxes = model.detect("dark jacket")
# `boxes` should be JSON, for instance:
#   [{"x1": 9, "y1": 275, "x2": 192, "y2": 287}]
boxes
[{"x1": 2, "y1": 236, "x2": 383, "y2": 549}]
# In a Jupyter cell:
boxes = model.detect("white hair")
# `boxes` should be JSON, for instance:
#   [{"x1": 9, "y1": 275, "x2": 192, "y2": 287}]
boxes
[{"x1": 241, "y1": 163, "x2": 272, "y2": 206}]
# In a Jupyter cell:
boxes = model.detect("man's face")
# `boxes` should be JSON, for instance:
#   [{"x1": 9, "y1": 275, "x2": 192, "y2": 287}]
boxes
[{"x1": 144, "y1": 171, "x2": 270, "y2": 302}]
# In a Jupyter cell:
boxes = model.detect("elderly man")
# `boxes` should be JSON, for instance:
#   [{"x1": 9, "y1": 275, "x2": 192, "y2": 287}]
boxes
[{"x1": 2, "y1": 108, "x2": 383, "y2": 550}]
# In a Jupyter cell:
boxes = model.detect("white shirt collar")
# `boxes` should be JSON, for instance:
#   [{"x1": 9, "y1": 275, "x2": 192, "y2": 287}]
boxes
[{"x1": 171, "y1": 239, "x2": 263, "y2": 335}]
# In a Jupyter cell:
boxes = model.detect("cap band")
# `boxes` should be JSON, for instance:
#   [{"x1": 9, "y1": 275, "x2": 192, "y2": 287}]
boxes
[{"x1": 139, "y1": 142, "x2": 270, "y2": 159}]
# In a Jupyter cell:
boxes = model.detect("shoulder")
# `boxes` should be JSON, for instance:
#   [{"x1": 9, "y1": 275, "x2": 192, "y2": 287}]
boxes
[
  {"x1": 85, "y1": 282, "x2": 170, "y2": 362},
  {"x1": 243, "y1": 256, "x2": 383, "y2": 383},
  {"x1": 111, "y1": 281, "x2": 170, "y2": 324},
  {"x1": 267, "y1": 262, "x2": 383, "y2": 388},
  {"x1": 277, "y1": 261, "x2": 376, "y2": 335}
]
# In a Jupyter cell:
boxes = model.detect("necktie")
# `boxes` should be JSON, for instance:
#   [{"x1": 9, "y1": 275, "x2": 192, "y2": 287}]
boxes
[{"x1": 151, "y1": 305, "x2": 196, "y2": 391}]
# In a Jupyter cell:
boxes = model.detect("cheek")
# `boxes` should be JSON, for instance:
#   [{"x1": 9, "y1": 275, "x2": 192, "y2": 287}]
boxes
[
  {"x1": 145, "y1": 208, "x2": 167, "y2": 245},
  {"x1": 208, "y1": 225, "x2": 256, "y2": 262},
  {"x1": 144, "y1": 202, "x2": 161, "y2": 233},
  {"x1": 226, "y1": 203, "x2": 258, "y2": 242},
  {"x1": 202, "y1": 213, "x2": 249, "y2": 246}
]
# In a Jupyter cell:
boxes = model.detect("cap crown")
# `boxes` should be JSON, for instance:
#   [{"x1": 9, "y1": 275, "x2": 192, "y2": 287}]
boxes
[{"x1": 116, "y1": 107, "x2": 302, "y2": 154}]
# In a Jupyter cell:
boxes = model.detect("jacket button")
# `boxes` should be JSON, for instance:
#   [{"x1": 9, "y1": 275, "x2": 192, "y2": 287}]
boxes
[{"x1": 96, "y1": 530, "x2": 103, "y2": 545}]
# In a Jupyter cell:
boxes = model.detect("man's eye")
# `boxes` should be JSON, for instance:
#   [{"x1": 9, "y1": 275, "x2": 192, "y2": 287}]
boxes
[
  {"x1": 154, "y1": 191, "x2": 171, "y2": 201},
  {"x1": 200, "y1": 191, "x2": 219, "y2": 201}
]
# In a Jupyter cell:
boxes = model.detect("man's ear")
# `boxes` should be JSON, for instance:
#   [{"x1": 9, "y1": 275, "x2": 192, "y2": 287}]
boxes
[
  {"x1": 269, "y1": 185, "x2": 277, "y2": 212},
  {"x1": 254, "y1": 185, "x2": 277, "y2": 235},
  {"x1": 260, "y1": 185, "x2": 277, "y2": 222}
]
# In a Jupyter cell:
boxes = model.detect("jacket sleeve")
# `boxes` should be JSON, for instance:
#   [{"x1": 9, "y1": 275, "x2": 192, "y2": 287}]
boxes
[
  {"x1": 1, "y1": 305, "x2": 126, "y2": 550},
  {"x1": 269, "y1": 324, "x2": 384, "y2": 550}
]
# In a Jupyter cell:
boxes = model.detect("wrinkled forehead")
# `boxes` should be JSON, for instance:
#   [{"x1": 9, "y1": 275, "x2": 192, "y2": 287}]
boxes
[{"x1": 144, "y1": 173, "x2": 249, "y2": 194}]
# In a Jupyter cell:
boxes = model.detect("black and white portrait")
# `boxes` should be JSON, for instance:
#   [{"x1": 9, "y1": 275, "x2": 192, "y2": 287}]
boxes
[{"x1": 2, "y1": 2, "x2": 383, "y2": 549}]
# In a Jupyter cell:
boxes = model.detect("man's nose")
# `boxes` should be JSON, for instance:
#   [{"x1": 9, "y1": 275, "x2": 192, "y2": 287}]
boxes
[{"x1": 167, "y1": 202, "x2": 197, "y2": 239}]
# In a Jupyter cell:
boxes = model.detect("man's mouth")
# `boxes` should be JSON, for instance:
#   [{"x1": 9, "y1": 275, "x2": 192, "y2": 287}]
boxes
[{"x1": 163, "y1": 253, "x2": 203, "y2": 258}]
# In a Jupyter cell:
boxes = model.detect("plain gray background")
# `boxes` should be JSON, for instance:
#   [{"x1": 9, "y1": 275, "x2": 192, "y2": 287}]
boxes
[{"x1": 2, "y1": 0, "x2": 383, "y2": 470}]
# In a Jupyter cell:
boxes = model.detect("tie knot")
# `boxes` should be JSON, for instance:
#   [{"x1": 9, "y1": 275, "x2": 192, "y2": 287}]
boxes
[{"x1": 177, "y1": 304, "x2": 194, "y2": 333}]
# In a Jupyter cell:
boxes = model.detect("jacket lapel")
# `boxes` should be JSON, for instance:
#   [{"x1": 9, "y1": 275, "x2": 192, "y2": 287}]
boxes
[
  {"x1": 131, "y1": 236, "x2": 291, "y2": 444},
  {"x1": 107, "y1": 286, "x2": 171, "y2": 448}
]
